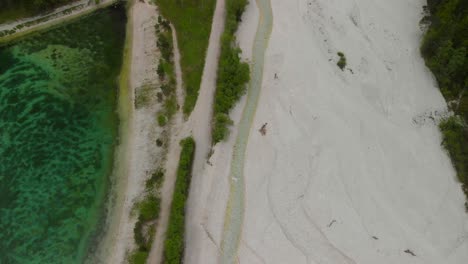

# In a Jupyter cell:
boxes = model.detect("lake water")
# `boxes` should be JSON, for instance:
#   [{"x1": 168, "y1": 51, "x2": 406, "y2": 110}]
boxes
[{"x1": 0, "y1": 3, "x2": 126, "y2": 263}]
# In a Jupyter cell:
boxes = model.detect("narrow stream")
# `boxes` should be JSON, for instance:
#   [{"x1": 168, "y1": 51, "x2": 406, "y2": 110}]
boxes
[{"x1": 220, "y1": 0, "x2": 273, "y2": 263}]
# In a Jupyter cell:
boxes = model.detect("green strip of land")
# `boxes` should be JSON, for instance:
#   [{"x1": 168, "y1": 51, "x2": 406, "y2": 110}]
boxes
[
  {"x1": 154, "y1": 0, "x2": 216, "y2": 115},
  {"x1": 212, "y1": 0, "x2": 250, "y2": 143},
  {"x1": 421, "y1": 0, "x2": 468, "y2": 210},
  {"x1": 163, "y1": 137, "x2": 196, "y2": 264}
]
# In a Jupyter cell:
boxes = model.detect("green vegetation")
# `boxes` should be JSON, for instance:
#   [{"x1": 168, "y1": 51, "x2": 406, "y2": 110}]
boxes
[
  {"x1": 0, "y1": 0, "x2": 76, "y2": 24},
  {"x1": 128, "y1": 170, "x2": 164, "y2": 264},
  {"x1": 158, "y1": 114, "x2": 168, "y2": 126},
  {"x1": 156, "y1": 15, "x2": 178, "y2": 123},
  {"x1": 128, "y1": 250, "x2": 148, "y2": 264},
  {"x1": 135, "y1": 84, "x2": 154, "y2": 109},
  {"x1": 154, "y1": 0, "x2": 216, "y2": 114},
  {"x1": 146, "y1": 168, "x2": 165, "y2": 189},
  {"x1": 212, "y1": 0, "x2": 250, "y2": 143},
  {"x1": 163, "y1": 137, "x2": 196, "y2": 264},
  {"x1": 337, "y1": 52, "x2": 347, "y2": 70},
  {"x1": 421, "y1": 0, "x2": 468, "y2": 210}
]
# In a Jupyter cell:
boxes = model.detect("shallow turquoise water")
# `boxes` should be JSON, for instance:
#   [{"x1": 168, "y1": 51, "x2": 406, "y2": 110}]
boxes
[{"x1": 0, "y1": 4, "x2": 126, "y2": 264}]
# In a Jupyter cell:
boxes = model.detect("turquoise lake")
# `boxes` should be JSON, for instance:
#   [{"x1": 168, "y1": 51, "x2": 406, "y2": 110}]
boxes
[{"x1": 0, "y1": 3, "x2": 126, "y2": 263}]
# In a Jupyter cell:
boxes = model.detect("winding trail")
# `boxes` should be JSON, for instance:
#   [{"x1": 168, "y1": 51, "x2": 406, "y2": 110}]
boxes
[
  {"x1": 148, "y1": 0, "x2": 227, "y2": 263},
  {"x1": 220, "y1": 0, "x2": 273, "y2": 263},
  {"x1": 146, "y1": 22, "x2": 186, "y2": 264}
]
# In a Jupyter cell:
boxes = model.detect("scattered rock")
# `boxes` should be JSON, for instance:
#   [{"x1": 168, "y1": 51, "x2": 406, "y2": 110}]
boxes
[
  {"x1": 259, "y1": 123, "x2": 268, "y2": 136},
  {"x1": 404, "y1": 249, "x2": 416, "y2": 256}
]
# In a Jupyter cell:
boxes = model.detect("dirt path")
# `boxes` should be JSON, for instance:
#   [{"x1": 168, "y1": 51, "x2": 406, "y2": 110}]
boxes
[
  {"x1": 184, "y1": 0, "x2": 227, "y2": 262},
  {"x1": 98, "y1": 1, "x2": 163, "y2": 263},
  {"x1": 146, "y1": 22, "x2": 188, "y2": 264},
  {"x1": 147, "y1": 0, "x2": 227, "y2": 263}
]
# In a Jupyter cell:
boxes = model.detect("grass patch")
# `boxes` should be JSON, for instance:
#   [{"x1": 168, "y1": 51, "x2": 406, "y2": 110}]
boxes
[
  {"x1": 128, "y1": 250, "x2": 149, "y2": 264},
  {"x1": 212, "y1": 0, "x2": 250, "y2": 144},
  {"x1": 337, "y1": 51, "x2": 346, "y2": 70},
  {"x1": 421, "y1": 0, "x2": 468, "y2": 211},
  {"x1": 163, "y1": 137, "x2": 196, "y2": 264},
  {"x1": 154, "y1": 0, "x2": 216, "y2": 114},
  {"x1": 146, "y1": 168, "x2": 165, "y2": 189},
  {"x1": 155, "y1": 15, "x2": 178, "y2": 124},
  {"x1": 135, "y1": 84, "x2": 154, "y2": 109},
  {"x1": 158, "y1": 114, "x2": 168, "y2": 126}
]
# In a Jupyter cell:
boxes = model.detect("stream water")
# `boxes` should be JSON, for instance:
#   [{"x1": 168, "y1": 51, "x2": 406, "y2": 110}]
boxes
[
  {"x1": 220, "y1": 0, "x2": 273, "y2": 263},
  {"x1": 0, "y1": 4, "x2": 126, "y2": 263}
]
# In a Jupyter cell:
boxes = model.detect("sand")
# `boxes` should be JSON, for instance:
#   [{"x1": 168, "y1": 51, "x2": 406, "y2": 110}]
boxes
[
  {"x1": 96, "y1": 1, "x2": 164, "y2": 263},
  {"x1": 186, "y1": 0, "x2": 468, "y2": 263},
  {"x1": 237, "y1": 0, "x2": 468, "y2": 263}
]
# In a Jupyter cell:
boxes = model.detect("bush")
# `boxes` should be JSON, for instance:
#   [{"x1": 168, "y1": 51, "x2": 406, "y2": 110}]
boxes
[
  {"x1": 421, "y1": 0, "x2": 468, "y2": 210},
  {"x1": 139, "y1": 195, "x2": 161, "y2": 222},
  {"x1": 158, "y1": 114, "x2": 167, "y2": 126},
  {"x1": 212, "y1": 0, "x2": 250, "y2": 144},
  {"x1": 133, "y1": 219, "x2": 146, "y2": 251},
  {"x1": 212, "y1": 113, "x2": 234, "y2": 143},
  {"x1": 128, "y1": 250, "x2": 148, "y2": 264},
  {"x1": 337, "y1": 52, "x2": 346, "y2": 70},
  {"x1": 163, "y1": 137, "x2": 196, "y2": 264},
  {"x1": 146, "y1": 168, "x2": 165, "y2": 189},
  {"x1": 156, "y1": 138, "x2": 163, "y2": 147},
  {"x1": 157, "y1": 59, "x2": 165, "y2": 80}
]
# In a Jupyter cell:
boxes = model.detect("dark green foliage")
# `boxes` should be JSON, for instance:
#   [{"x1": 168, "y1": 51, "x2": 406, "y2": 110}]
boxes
[
  {"x1": 146, "y1": 168, "x2": 165, "y2": 189},
  {"x1": 421, "y1": 0, "x2": 468, "y2": 100},
  {"x1": 213, "y1": 113, "x2": 234, "y2": 143},
  {"x1": 133, "y1": 219, "x2": 146, "y2": 251},
  {"x1": 163, "y1": 137, "x2": 196, "y2": 264},
  {"x1": 155, "y1": 0, "x2": 217, "y2": 114},
  {"x1": 439, "y1": 117, "x2": 468, "y2": 210},
  {"x1": 128, "y1": 250, "x2": 149, "y2": 264},
  {"x1": 157, "y1": 30, "x2": 173, "y2": 62},
  {"x1": 155, "y1": 17, "x2": 178, "y2": 121},
  {"x1": 337, "y1": 52, "x2": 346, "y2": 70},
  {"x1": 139, "y1": 195, "x2": 161, "y2": 222},
  {"x1": 157, "y1": 59, "x2": 166, "y2": 80},
  {"x1": 156, "y1": 138, "x2": 163, "y2": 147},
  {"x1": 212, "y1": 0, "x2": 250, "y2": 143},
  {"x1": 0, "y1": 0, "x2": 76, "y2": 23},
  {"x1": 421, "y1": 0, "x2": 468, "y2": 210},
  {"x1": 158, "y1": 114, "x2": 168, "y2": 126}
]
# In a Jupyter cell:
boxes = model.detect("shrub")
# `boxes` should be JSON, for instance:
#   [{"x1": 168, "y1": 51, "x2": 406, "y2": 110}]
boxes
[
  {"x1": 133, "y1": 219, "x2": 146, "y2": 250},
  {"x1": 156, "y1": 138, "x2": 163, "y2": 147},
  {"x1": 163, "y1": 137, "x2": 195, "y2": 264},
  {"x1": 128, "y1": 250, "x2": 148, "y2": 264},
  {"x1": 212, "y1": 0, "x2": 250, "y2": 144},
  {"x1": 146, "y1": 168, "x2": 165, "y2": 189},
  {"x1": 440, "y1": 117, "x2": 467, "y2": 183},
  {"x1": 157, "y1": 59, "x2": 165, "y2": 80},
  {"x1": 212, "y1": 113, "x2": 234, "y2": 143},
  {"x1": 158, "y1": 114, "x2": 167, "y2": 126},
  {"x1": 139, "y1": 195, "x2": 161, "y2": 222},
  {"x1": 421, "y1": 0, "x2": 468, "y2": 210},
  {"x1": 337, "y1": 52, "x2": 346, "y2": 70}
]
